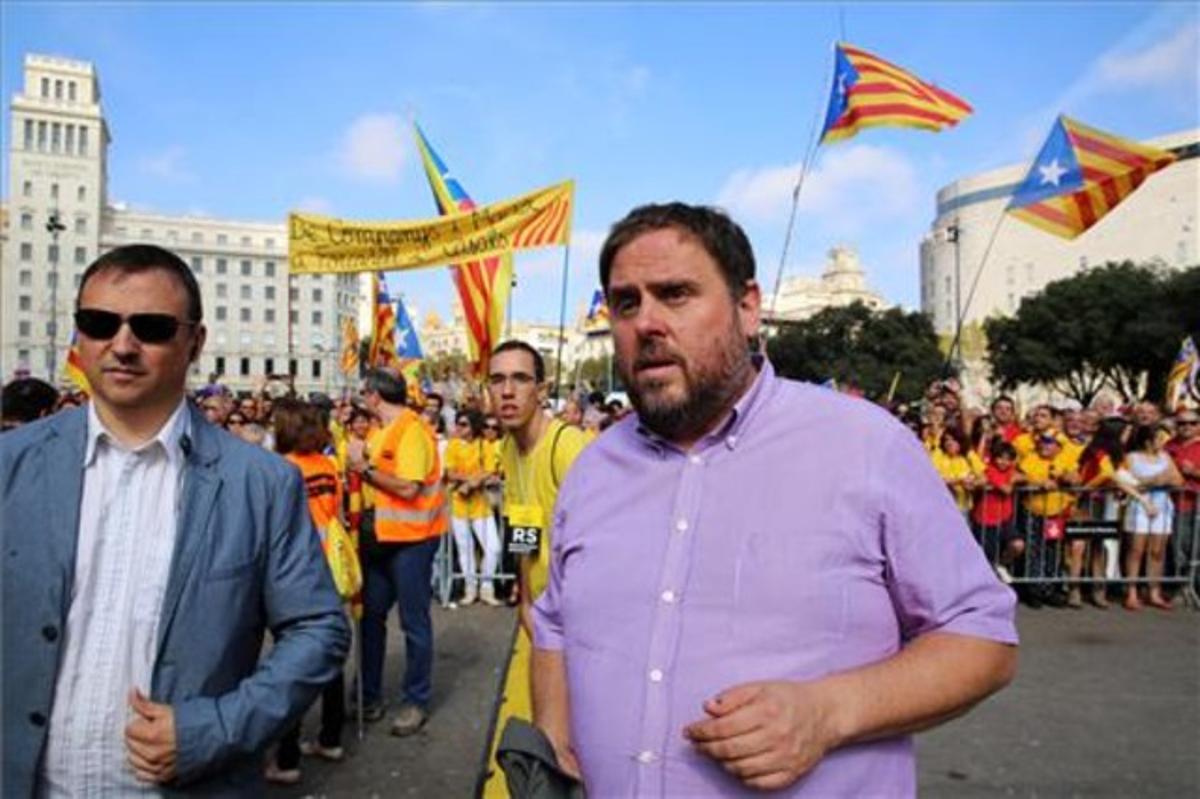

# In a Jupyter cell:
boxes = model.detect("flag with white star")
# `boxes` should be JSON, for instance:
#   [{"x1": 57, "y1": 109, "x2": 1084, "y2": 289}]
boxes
[{"x1": 1008, "y1": 115, "x2": 1177, "y2": 239}]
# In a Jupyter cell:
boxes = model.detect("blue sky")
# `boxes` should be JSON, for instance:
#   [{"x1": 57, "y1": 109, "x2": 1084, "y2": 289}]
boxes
[{"x1": 3, "y1": 2, "x2": 1197, "y2": 327}]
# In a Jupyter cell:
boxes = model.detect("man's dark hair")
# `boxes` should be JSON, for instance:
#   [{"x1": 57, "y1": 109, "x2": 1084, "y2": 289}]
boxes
[
  {"x1": 598, "y1": 203, "x2": 756, "y2": 297},
  {"x1": 1, "y1": 378, "x2": 60, "y2": 427},
  {"x1": 491, "y1": 340, "x2": 546, "y2": 383},
  {"x1": 363, "y1": 368, "x2": 408, "y2": 404},
  {"x1": 77, "y1": 244, "x2": 203, "y2": 323},
  {"x1": 990, "y1": 395, "x2": 1015, "y2": 412}
]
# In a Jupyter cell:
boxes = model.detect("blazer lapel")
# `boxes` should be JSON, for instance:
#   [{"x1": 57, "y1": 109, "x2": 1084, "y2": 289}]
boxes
[
  {"x1": 44, "y1": 408, "x2": 88, "y2": 613},
  {"x1": 156, "y1": 406, "x2": 222, "y2": 658}
]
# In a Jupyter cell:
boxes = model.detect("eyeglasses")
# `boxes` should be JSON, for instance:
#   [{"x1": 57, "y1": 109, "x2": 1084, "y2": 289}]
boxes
[
  {"x1": 487, "y1": 373, "x2": 536, "y2": 389},
  {"x1": 75, "y1": 308, "x2": 196, "y2": 344}
]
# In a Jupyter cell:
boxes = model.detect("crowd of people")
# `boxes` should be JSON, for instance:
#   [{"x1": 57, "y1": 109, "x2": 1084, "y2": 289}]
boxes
[{"x1": 906, "y1": 379, "x2": 1199, "y2": 610}]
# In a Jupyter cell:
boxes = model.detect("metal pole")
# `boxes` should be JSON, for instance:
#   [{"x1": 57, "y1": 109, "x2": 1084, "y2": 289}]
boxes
[
  {"x1": 552, "y1": 245, "x2": 571, "y2": 401},
  {"x1": 46, "y1": 210, "x2": 66, "y2": 383},
  {"x1": 949, "y1": 221, "x2": 962, "y2": 372}
]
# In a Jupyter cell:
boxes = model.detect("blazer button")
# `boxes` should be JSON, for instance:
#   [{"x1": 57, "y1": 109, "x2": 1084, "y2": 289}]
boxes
[
  {"x1": 42, "y1": 625, "x2": 59, "y2": 642},
  {"x1": 30, "y1": 712, "x2": 46, "y2": 727}
]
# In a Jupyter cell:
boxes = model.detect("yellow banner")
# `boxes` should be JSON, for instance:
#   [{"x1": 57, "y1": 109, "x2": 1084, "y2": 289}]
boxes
[{"x1": 288, "y1": 180, "x2": 574, "y2": 275}]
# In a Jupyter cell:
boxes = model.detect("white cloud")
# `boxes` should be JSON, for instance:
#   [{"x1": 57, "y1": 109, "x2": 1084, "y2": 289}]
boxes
[
  {"x1": 336, "y1": 113, "x2": 409, "y2": 182},
  {"x1": 715, "y1": 144, "x2": 921, "y2": 237},
  {"x1": 1094, "y1": 23, "x2": 1198, "y2": 90},
  {"x1": 138, "y1": 145, "x2": 194, "y2": 182}
]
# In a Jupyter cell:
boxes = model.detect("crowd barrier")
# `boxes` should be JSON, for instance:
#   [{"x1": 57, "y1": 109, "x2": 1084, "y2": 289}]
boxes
[
  {"x1": 969, "y1": 486, "x2": 1199, "y2": 608},
  {"x1": 433, "y1": 510, "x2": 518, "y2": 608}
]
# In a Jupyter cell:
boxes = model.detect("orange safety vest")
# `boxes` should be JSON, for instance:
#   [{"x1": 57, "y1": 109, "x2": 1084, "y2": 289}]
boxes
[{"x1": 369, "y1": 409, "x2": 448, "y2": 543}]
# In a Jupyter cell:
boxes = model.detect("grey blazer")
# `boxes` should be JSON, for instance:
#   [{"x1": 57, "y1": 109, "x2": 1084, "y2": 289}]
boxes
[{"x1": 1, "y1": 403, "x2": 351, "y2": 796}]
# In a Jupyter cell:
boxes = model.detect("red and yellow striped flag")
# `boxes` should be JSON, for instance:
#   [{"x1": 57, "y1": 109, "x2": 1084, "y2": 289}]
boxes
[
  {"x1": 820, "y1": 42, "x2": 972, "y2": 144},
  {"x1": 62, "y1": 332, "x2": 91, "y2": 395},
  {"x1": 1008, "y1": 116, "x2": 1177, "y2": 239},
  {"x1": 339, "y1": 316, "x2": 360, "y2": 376},
  {"x1": 368, "y1": 274, "x2": 400, "y2": 369}
]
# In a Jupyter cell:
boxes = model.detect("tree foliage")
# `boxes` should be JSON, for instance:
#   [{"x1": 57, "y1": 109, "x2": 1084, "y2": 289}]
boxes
[
  {"x1": 767, "y1": 301, "x2": 944, "y2": 402},
  {"x1": 984, "y1": 262, "x2": 1198, "y2": 405}
]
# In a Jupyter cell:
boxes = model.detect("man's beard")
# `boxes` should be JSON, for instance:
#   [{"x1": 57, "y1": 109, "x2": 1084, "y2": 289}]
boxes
[{"x1": 621, "y1": 322, "x2": 754, "y2": 443}]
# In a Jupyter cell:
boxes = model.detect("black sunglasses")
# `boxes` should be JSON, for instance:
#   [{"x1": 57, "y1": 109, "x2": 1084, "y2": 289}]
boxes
[{"x1": 75, "y1": 308, "x2": 196, "y2": 344}]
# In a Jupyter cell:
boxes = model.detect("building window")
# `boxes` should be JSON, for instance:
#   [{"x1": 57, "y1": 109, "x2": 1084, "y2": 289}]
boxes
[
  {"x1": 312, "y1": 360, "x2": 322, "y2": 379},
  {"x1": 20, "y1": 243, "x2": 33, "y2": 261},
  {"x1": 216, "y1": 258, "x2": 227, "y2": 274},
  {"x1": 264, "y1": 261, "x2": 276, "y2": 277},
  {"x1": 240, "y1": 260, "x2": 252, "y2": 276},
  {"x1": 264, "y1": 308, "x2": 276, "y2": 323},
  {"x1": 20, "y1": 213, "x2": 32, "y2": 230},
  {"x1": 289, "y1": 359, "x2": 298, "y2": 376},
  {"x1": 289, "y1": 310, "x2": 299, "y2": 324},
  {"x1": 75, "y1": 217, "x2": 86, "y2": 234},
  {"x1": 191, "y1": 231, "x2": 202, "y2": 243},
  {"x1": 77, "y1": 185, "x2": 86, "y2": 202},
  {"x1": 19, "y1": 296, "x2": 32, "y2": 311},
  {"x1": 48, "y1": 244, "x2": 59, "y2": 263},
  {"x1": 18, "y1": 321, "x2": 31, "y2": 337},
  {"x1": 65, "y1": 125, "x2": 75, "y2": 154},
  {"x1": 216, "y1": 283, "x2": 227, "y2": 299},
  {"x1": 37, "y1": 121, "x2": 47, "y2": 151},
  {"x1": 74, "y1": 274, "x2": 82, "y2": 288},
  {"x1": 78, "y1": 125, "x2": 88, "y2": 155},
  {"x1": 240, "y1": 308, "x2": 252, "y2": 322},
  {"x1": 74, "y1": 247, "x2": 86, "y2": 265},
  {"x1": 51, "y1": 123, "x2": 61, "y2": 153},
  {"x1": 240, "y1": 285, "x2": 252, "y2": 300},
  {"x1": 289, "y1": 287, "x2": 299, "y2": 302},
  {"x1": 216, "y1": 306, "x2": 227, "y2": 321},
  {"x1": 264, "y1": 285, "x2": 275, "y2": 301},
  {"x1": 54, "y1": 79, "x2": 63, "y2": 100},
  {"x1": 140, "y1": 228, "x2": 152, "y2": 239},
  {"x1": 215, "y1": 356, "x2": 226, "y2": 375},
  {"x1": 19, "y1": 270, "x2": 32, "y2": 287},
  {"x1": 41, "y1": 77, "x2": 49, "y2": 97},
  {"x1": 264, "y1": 357, "x2": 275, "y2": 375},
  {"x1": 23, "y1": 119, "x2": 32, "y2": 149},
  {"x1": 68, "y1": 81, "x2": 77, "y2": 102},
  {"x1": 241, "y1": 236, "x2": 251, "y2": 247},
  {"x1": 190, "y1": 256, "x2": 202, "y2": 272},
  {"x1": 312, "y1": 288, "x2": 323, "y2": 302},
  {"x1": 312, "y1": 311, "x2": 323, "y2": 326},
  {"x1": 47, "y1": 272, "x2": 58, "y2": 288},
  {"x1": 23, "y1": 180, "x2": 32, "y2": 197},
  {"x1": 265, "y1": 238, "x2": 275, "y2": 249},
  {"x1": 217, "y1": 234, "x2": 228, "y2": 245},
  {"x1": 239, "y1": 357, "x2": 250, "y2": 377},
  {"x1": 50, "y1": 183, "x2": 59, "y2": 200}
]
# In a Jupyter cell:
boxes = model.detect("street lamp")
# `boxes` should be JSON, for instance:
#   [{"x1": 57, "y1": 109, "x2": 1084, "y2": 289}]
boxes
[
  {"x1": 946, "y1": 221, "x2": 962, "y2": 373},
  {"x1": 45, "y1": 209, "x2": 67, "y2": 381}
]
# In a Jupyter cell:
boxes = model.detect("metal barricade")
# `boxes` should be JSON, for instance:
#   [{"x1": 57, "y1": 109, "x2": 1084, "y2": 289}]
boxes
[
  {"x1": 968, "y1": 485, "x2": 1199, "y2": 608},
  {"x1": 433, "y1": 509, "x2": 519, "y2": 608}
]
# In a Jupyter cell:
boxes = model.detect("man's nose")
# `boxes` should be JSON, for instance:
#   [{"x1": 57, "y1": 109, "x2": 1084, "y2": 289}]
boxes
[
  {"x1": 109, "y1": 321, "x2": 142, "y2": 355},
  {"x1": 632, "y1": 297, "x2": 669, "y2": 338}
]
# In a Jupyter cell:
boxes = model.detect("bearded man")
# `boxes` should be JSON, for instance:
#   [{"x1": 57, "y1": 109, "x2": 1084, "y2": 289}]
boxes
[{"x1": 529, "y1": 203, "x2": 1018, "y2": 797}]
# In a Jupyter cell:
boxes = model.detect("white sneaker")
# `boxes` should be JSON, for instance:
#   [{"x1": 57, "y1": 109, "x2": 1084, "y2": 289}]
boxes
[
  {"x1": 264, "y1": 763, "x2": 301, "y2": 785},
  {"x1": 460, "y1": 591, "x2": 477, "y2": 606},
  {"x1": 479, "y1": 586, "x2": 503, "y2": 607}
]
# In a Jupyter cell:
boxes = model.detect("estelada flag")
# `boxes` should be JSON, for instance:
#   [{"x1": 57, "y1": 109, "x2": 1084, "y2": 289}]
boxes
[
  {"x1": 62, "y1": 332, "x2": 91, "y2": 395},
  {"x1": 339, "y1": 316, "x2": 359, "y2": 376},
  {"x1": 1165, "y1": 336, "x2": 1198, "y2": 411},
  {"x1": 414, "y1": 122, "x2": 513, "y2": 374},
  {"x1": 820, "y1": 42, "x2": 972, "y2": 144},
  {"x1": 1008, "y1": 115, "x2": 1177, "y2": 239},
  {"x1": 583, "y1": 288, "x2": 610, "y2": 335},
  {"x1": 368, "y1": 274, "x2": 400, "y2": 369}
]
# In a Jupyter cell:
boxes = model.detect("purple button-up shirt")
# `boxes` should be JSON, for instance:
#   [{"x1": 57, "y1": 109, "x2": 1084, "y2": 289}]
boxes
[{"x1": 533, "y1": 361, "x2": 1018, "y2": 797}]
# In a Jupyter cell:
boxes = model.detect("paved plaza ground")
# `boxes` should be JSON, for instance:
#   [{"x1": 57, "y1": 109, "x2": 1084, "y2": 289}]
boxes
[{"x1": 268, "y1": 602, "x2": 1198, "y2": 798}]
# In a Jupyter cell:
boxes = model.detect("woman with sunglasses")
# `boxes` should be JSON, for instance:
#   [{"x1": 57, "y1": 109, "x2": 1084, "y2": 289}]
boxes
[{"x1": 444, "y1": 410, "x2": 503, "y2": 606}]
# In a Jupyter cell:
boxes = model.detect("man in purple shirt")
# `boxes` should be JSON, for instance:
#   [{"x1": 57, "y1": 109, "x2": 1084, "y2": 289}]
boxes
[{"x1": 531, "y1": 203, "x2": 1018, "y2": 796}]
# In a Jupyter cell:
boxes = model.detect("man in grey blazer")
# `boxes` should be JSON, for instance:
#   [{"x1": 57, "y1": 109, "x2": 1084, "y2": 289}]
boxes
[{"x1": 1, "y1": 244, "x2": 350, "y2": 796}]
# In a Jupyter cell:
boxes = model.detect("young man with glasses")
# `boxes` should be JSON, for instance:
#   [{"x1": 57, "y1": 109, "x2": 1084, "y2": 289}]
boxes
[{"x1": 1, "y1": 244, "x2": 349, "y2": 796}]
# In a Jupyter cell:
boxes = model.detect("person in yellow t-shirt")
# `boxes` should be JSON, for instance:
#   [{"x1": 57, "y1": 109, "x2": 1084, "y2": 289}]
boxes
[
  {"x1": 488, "y1": 342, "x2": 588, "y2": 633},
  {"x1": 1013, "y1": 404, "x2": 1068, "y2": 458},
  {"x1": 1016, "y1": 433, "x2": 1081, "y2": 607},
  {"x1": 444, "y1": 409, "x2": 503, "y2": 607},
  {"x1": 931, "y1": 427, "x2": 980, "y2": 514}
]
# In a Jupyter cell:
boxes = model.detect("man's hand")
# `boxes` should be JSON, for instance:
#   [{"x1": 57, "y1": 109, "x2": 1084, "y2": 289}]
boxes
[
  {"x1": 684, "y1": 681, "x2": 840, "y2": 792},
  {"x1": 125, "y1": 689, "x2": 178, "y2": 784}
]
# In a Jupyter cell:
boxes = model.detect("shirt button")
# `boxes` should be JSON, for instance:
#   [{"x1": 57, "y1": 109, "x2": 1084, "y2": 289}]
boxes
[
  {"x1": 29, "y1": 712, "x2": 46, "y2": 727},
  {"x1": 675, "y1": 519, "x2": 689, "y2": 532},
  {"x1": 661, "y1": 590, "x2": 676, "y2": 603},
  {"x1": 42, "y1": 625, "x2": 58, "y2": 642},
  {"x1": 649, "y1": 668, "x2": 664, "y2": 683},
  {"x1": 637, "y1": 750, "x2": 656, "y2": 764}
]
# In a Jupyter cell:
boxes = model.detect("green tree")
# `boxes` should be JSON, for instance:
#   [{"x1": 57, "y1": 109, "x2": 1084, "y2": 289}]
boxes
[
  {"x1": 767, "y1": 301, "x2": 944, "y2": 403},
  {"x1": 984, "y1": 261, "x2": 1197, "y2": 405}
]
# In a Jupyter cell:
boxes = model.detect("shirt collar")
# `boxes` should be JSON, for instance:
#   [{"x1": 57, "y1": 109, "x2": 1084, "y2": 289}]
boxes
[
  {"x1": 635, "y1": 354, "x2": 775, "y2": 454},
  {"x1": 85, "y1": 397, "x2": 192, "y2": 469}
]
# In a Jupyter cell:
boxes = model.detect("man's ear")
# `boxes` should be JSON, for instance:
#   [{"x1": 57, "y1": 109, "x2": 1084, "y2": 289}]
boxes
[{"x1": 189, "y1": 325, "x2": 207, "y2": 363}]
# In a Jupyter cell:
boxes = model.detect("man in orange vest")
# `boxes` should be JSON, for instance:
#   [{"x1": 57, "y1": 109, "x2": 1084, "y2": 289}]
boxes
[{"x1": 347, "y1": 368, "x2": 447, "y2": 736}]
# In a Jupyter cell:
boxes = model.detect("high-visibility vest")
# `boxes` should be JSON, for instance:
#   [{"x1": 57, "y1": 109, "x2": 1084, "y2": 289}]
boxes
[{"x1": 369, "y1": 409, "x2": 448, "y2": 543}]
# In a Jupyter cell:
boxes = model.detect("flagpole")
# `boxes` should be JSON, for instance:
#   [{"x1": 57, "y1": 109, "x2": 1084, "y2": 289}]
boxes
[
  {"x1": 767, "y1": 44, "x2": 837, "y2": 330},
  {"x1": 942, "y1": 211, "x2": 1007, "y2": 376},
  {"x1": 553, "y1": 244, "x2": 571, "y2": 401}
]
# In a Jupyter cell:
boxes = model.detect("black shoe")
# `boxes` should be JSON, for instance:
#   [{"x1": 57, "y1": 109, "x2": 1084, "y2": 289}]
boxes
[
  {"x1": 1044, "y1": 593, "x2": 1069, "y2": 608},
  {"x1": 1024, "y1": 595, "x2": 1043, "y2": 609}
]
